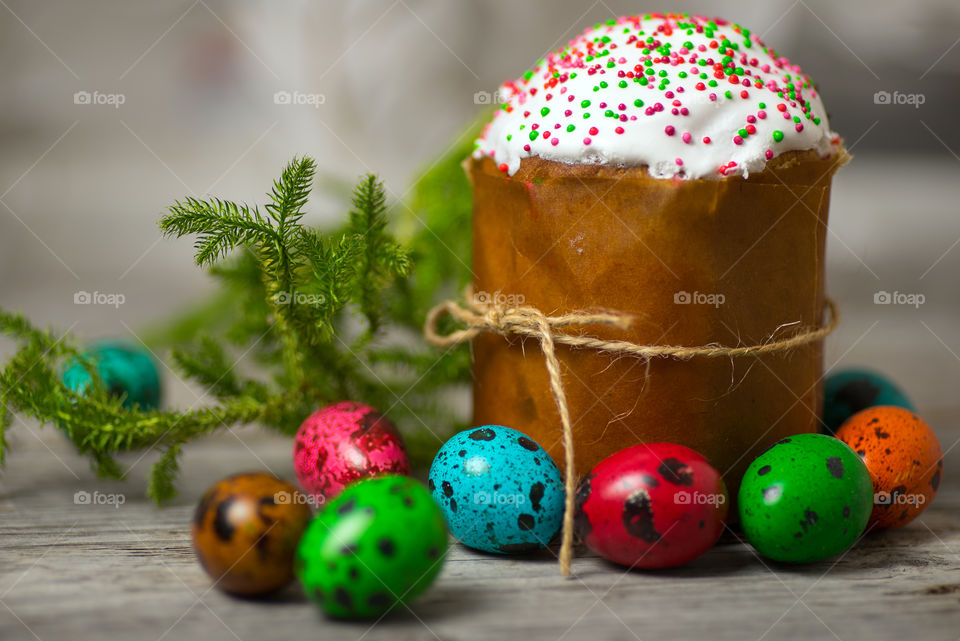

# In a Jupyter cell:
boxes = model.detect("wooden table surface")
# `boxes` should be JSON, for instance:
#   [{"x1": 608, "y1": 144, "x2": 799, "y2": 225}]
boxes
[{"x1": 2, "y1": 410, "x2": 959, "y2": 641}]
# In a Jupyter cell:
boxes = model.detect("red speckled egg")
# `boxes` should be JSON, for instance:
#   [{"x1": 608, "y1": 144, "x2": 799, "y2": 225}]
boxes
[
  {"x1": 293, "y1": 402, "x2": 410, "y2": 503},
  {"x1": 575, "y1": 442, "x2": 728, "y2": 569},
  {"x1": 835, "y1": 406, "x2": 942, "y2": 529}
]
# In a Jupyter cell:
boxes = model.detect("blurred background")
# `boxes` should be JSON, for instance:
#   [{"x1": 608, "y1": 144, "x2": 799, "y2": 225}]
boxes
[{"x1": 1, "y1": 0, "x2": 959, "y2": 411}]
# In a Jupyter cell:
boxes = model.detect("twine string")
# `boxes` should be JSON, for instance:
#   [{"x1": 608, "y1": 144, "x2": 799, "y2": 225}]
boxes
[{"x1": 424, "y1": 288, "x2": 839, "y2": 577}]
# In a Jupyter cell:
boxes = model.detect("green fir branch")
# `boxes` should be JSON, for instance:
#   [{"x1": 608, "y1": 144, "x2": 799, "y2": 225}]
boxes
[{"x1": 0, "y1": 149, "x2": 474, "y2": 504}]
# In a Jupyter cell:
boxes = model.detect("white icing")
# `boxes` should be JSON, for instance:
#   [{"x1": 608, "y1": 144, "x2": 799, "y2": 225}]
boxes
[{"x1": 474, "y1": 14, "x2": 841, "y2": 179}]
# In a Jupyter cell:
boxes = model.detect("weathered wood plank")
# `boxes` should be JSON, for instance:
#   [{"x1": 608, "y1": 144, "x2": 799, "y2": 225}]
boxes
[{"x1": 2, "y1": 416, "x2": 960, "y2": 641}]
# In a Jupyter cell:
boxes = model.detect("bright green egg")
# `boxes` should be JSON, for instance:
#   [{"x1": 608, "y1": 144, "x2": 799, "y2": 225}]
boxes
[
  {"x1": 295, "y1": 475, "x2": 447, "y2": 618},
  {"x1": 738, "y1": 433, "x2": 872, "y2": 563},
  {"x1": 62, "y1": 340, "x2": 161, "y2": 410}
]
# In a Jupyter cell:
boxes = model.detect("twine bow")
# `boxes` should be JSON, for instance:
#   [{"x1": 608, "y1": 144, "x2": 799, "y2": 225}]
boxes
[{"x1": 424, "y1": 288, "x2": 838, "y2": 577}]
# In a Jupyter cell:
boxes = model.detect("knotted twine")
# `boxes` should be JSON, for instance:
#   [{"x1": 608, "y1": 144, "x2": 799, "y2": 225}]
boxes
[{"x1": 424, "y1": 288, "x2": 839, "y2": 577}]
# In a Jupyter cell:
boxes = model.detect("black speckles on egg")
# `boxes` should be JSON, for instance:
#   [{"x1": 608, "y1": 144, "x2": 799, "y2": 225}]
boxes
[
  {"x1": 826, "y1": 457, "x2": 844, "y2": 479},
  {"x1": 339, "y1": 543, "x2": 359, "y2": 556},
  {"x1": 517, "y1": 514, "x2": 535, "y2": 531},
  {"x1": 758, "y1": 465, "x2": 772, "y2": 476},
  {"x1": 622, "y1": 489, "x2": 661, "y2": 543},
  {"x1": 427, "y1": 546, "x2": 439, "y2": 559},
  {"x1": 427, "y1": 478, "x2": 436, "y2": 492},
  {"x1": 193, "y1": 489, "x2": 215, "y2": 530},
  {"x1": 348, "y1": 566, "x2": 359, "y2": 580},
  {"x1": 874, "y1": 426, "x2": 890, "y2": 439},
  {"x1": 441, "y1": 481, "x2": 454, "y2": 498},
  {"x1": 798, "y1": 509, "x2": 819, "y2": 535},
  {"x1": 334, "y1": 586, "x2": 353, "y2": 609},
  {"x1": 377, "y1": 538, "x2": 396, "y2": 557},
  {"x1": 449, "y1": 498, "x2": 458, "y2": 513},
  {"x1": 458, "y1": 450, "x2": 467, "y2": 457},
  {"x1": 469, "y1": 428, "x2": 496, "y2": 441},
  {"x1": 496, "y1": 542, "x2": 539, "y2": 554},
  {"x1": 213, "y1": 496, "x2": 236, "y2": 542},
  {"x1": 574, "y1": 474, "x2": 594, "y2": 543},
  {"x1": 640, "y1": 473, "x2": 660, "y2": 487},
  {"x1": 835, "y1": 379, "x2": 880, "y2": 411},
  {"x1": 516, "y1": 436, "x2": 539, "y2": 451},
  {"x1": 658, "y1": 458, "x2": 694, "y2": 486},
  {"x1": 368, "y1": 592, "x2": 392, "y2": 610},
  {"x1": 337, "y1": 497, "x2": 357, "y2": 515},
  {"x1": 776, "y1": 438, "x2": 792, "y2": 445},
  {"x1": 529, "y1": 483, "x2": 545, "y2": 512},
  {"x1": 843, "y1": 505, "x2": 851, "y2": 518}
]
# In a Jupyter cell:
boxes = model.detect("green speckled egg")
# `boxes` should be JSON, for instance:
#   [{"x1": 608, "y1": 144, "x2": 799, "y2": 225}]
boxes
[
  {"x1": 62, "y1": 340, "x2": 161, "y2": 410},
  {"x1": 738, "y1": 434, "x2": 873, "y2": 563},
  {"x1": 295, "y1": 475, "x2": 447, "y2": 619}
]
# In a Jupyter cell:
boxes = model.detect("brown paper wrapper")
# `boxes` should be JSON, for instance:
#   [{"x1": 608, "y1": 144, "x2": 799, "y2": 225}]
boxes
[{"x1": 468, "y1": 149, "x2": 848, "y2": 500}]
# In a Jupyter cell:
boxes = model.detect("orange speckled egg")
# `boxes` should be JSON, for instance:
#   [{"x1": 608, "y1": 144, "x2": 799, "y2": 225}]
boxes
[
  {"x1": 835, "y1": 406, "x2": 942, "y2": 530},
  {"x1": 191, "y1": 472, "x2": 312, "y2": 596}
]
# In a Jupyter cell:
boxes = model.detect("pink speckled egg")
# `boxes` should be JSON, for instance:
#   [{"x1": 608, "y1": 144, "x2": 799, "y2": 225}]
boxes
[{"x1": 293, "y1": 402, "x2": 411, "y2": 502}]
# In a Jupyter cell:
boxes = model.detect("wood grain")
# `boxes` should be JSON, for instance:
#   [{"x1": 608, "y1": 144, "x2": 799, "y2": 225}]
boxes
[{"x1": 2, "y1": 413, "x2": 960, "y2": 641}]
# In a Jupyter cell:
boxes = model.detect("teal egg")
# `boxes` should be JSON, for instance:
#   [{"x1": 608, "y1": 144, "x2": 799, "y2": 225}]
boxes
[
  {"x1": 428, "y1": 426, "x2": 565, "y2": 554},
  {"x1": 823, "y1": 369, "x2": 913, "y2": 435},
  {"x1": 738, "y1": 434, "x2": 873, "y2": 563},
  {"x1": 62, "y1": 340, "x2": 161, "y2": 410}
]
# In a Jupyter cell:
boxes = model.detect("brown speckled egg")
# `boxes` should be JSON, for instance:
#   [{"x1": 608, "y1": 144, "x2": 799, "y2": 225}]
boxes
[
  {"x1": 191, "y1": 472, "x2": 312, "y2": 596},
  {"x1": 835, "y1": 406, "x2": 942, "y2": 530}
]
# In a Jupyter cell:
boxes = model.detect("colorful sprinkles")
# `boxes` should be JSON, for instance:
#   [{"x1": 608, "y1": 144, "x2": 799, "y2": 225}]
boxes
[{"x1": 474, "y1": 13, "x2": 840, "y2": 179}]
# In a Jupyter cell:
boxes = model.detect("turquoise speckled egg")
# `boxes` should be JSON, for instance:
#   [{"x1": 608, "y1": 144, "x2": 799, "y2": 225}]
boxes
[
  {"x1": 822, "y1": 368, "x2": 913, "y2": 435},
  {"x1": 738, "y1": 434, "x2": 873, "y2": 563},
  {"x1": 62, "y1": 340, "x2": 161, "y2": 410},
  {"x1": 428, "y1": 426, "x2": 565, "y2": 554}
]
